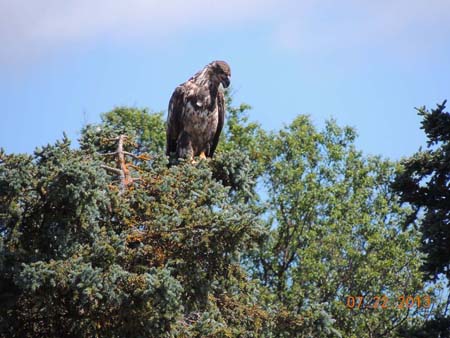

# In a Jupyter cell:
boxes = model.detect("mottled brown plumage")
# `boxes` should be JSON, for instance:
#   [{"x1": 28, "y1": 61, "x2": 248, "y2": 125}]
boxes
[{"x1": 166, "y1": 61, "x2": 231, "y2": 161}]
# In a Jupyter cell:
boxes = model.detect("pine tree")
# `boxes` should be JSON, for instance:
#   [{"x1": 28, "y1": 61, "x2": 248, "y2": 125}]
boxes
[
  {"x1": 393, "y1": 101, "x2": 450, "y2": 337},
  {"x1": 0, "y1": 99, "x2": 429, "y2": 337}
]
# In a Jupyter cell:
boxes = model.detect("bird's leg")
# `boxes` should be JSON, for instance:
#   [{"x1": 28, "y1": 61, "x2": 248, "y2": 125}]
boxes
[{"x1": 199, "y1": 151, "x2": 206, "y2": 160}]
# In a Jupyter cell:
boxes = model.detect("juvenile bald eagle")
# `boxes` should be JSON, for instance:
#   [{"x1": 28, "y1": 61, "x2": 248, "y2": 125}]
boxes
[{"x1": 166, "y1": 60, "x2": 231, "y2": 161}]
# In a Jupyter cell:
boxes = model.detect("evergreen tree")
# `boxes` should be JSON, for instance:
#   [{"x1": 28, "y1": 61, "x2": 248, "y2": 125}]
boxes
[
  {"x1": 393, "y1": 101, "x2": 450, "y2": 282},
  {"x1": 392, "y1": 100, "x2": 450, "y2": 337},
  {"x1": 0, "y1": 99, "x2": 429, "y2": 337}
]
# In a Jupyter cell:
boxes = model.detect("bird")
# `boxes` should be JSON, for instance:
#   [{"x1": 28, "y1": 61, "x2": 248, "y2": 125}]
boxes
[{"x1": 166, "y1": 60, "x2": 231, "y2": 162}]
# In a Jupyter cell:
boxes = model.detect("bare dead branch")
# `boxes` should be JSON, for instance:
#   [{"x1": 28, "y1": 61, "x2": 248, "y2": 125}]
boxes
[
  {"x1": 100, "y1": 164, "x2": 122, "y2": 175},
  {"x1": 98, "y1": 152, "x2": 119, "y2": 157},
  {"x1": 117, "y1": 135, "x2": 133, "y2": 191},
  {"x1": 98, "y1": 135, "x2": 149, "y2": 193}
]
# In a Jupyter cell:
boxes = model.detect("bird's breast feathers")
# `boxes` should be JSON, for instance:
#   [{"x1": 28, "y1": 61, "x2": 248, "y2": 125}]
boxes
[
  {"x1": 183, "y1": 101, "x2": 219, "y2": 135},
  {"x1": 181, "y1": 82, "x2": 218, "y2": 123}
]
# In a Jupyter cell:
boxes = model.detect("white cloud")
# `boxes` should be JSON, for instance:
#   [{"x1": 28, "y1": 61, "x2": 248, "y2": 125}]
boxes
[
  {"x1": 1, "y1": 0, "x2": 449, "y2": 66},
  {"x1": 271, "y1": 0, "x2": 450, "y2": 59},
  {"x1": 0, "y1": 0, "x2": 280, "y2": 64}
]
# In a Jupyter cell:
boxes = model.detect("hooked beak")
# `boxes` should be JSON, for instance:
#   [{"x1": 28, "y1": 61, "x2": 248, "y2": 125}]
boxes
[{"x1": 222, "y1": 75, "x2": 231, "y2": 88}]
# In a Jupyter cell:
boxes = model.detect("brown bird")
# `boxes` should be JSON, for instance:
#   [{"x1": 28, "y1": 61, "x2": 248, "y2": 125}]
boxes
[{"x1": 166, "y1": 61, "x2": 231, "y2": 162}]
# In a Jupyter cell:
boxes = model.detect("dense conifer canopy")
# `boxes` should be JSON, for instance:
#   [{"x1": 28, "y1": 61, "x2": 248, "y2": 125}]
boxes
[{"x1": 0, "y1": 97, "x2": 447, "y2": 337}]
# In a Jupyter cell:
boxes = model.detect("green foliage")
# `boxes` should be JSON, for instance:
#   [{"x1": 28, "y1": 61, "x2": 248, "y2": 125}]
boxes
[
  {"x1": 392, "y1": 100, "x2": 450, "y2": 336},
  {"x1": 0, "y1": 138, "x2": 184, "y2": 337},
  {"x1": 220, "y1": 92, "x2": 268, "y2": 175},
  {"x1": 0, "y1": 114, "x2": 270, "y2": 337},
  {"x1": 251, "y1": 116, "x2": 425, "y2": 337},
  {"x1": 0, "y1": 97, "x2": 432, "y2": 337},
  {"x1": 393, "y1": 101, "x2": 450, "y2": 281},
  {"x1": 398, "y1": 316, "x2": 450, "y2": 338},
  {"x1": 100, "y1": 106, "x2": 166, "y2": 154}
]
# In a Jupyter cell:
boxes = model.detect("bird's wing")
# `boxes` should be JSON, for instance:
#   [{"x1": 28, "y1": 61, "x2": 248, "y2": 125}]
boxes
[
  {"x1": 166, "y1": 85, "x2": 186, "y2": 156},
  {"x1": 209, "y1": 92, "x2": 225, "y2": 157}
]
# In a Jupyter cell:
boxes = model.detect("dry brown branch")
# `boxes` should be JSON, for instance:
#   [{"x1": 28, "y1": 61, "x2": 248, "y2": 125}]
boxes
[
  {"x1": 116, "y1": 135, "x2": 133, "y2": 190},
  {"x1": 98, "y1": 151, "x2": 149, "y2": 161},
  {"x1": 100, "y1": 164, "x2": 122, "y2": 175},
  {"x1": 99, "y1": 134, "x2": 142, "y2": 194},
  {"x1": 98, "y1": 135, "x2": 152, "y2": 194}
]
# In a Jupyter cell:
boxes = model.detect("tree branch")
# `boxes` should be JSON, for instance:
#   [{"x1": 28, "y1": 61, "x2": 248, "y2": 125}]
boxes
[{"x1": 99, "y1": 134, "x2": 141, "y2": 194}]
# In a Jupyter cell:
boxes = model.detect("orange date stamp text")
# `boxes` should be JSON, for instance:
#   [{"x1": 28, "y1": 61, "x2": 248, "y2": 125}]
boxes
[{"x1": 345, "y1": 295, "x2": 431, "y2": 310}]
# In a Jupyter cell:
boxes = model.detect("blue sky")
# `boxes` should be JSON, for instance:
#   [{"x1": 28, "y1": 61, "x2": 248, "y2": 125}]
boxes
[{"x1": 1, "y1": 0, "x2": 449, "y2": 159}]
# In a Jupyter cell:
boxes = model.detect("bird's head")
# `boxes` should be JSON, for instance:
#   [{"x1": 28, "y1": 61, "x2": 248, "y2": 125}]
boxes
[{"x1": 208, "y1": 60, "x2": 231, "y2": 88}]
